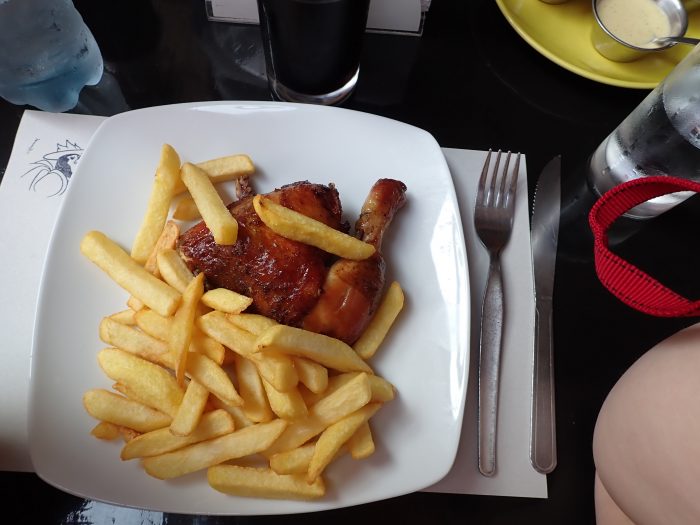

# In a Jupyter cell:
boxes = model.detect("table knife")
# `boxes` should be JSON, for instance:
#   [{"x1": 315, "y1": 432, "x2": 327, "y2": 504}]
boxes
[{"x1": 530, "y1": 155, "x2": 560, "y2": 474}]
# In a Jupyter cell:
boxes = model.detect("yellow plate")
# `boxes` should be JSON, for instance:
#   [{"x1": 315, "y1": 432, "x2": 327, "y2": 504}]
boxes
[{"x1": 495, "y1": 0, "x2": 700, "y2": 89}]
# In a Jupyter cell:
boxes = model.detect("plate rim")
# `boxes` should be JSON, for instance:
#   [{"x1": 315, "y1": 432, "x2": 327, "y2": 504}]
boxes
[
  {"x1": 27, "y1": 101, "x2": 471, "y2": 515},
  {"x1": 495, "y1": 0, "x2": 693, "y2": 89}
]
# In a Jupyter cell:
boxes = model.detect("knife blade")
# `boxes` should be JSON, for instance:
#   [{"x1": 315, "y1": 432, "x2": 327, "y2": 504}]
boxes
[{"x1": 530, "y1": 155, "x2": 560, "y2": 474}]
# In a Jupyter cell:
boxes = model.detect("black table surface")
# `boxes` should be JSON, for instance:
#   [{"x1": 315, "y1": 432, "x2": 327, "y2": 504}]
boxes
[{"x1": 3, "y1": 1, "x2": 699, "y2": 523}]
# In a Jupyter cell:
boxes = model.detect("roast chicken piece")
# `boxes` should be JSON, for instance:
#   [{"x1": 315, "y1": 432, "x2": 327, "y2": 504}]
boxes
[{"x1": 178, "y1": 179, "x2": 407, "y2": 344}]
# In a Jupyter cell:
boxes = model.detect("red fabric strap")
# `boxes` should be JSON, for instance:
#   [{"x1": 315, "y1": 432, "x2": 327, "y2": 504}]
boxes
[{"x1": 588, "y1": 176, "x2": 700, "y2": 317}]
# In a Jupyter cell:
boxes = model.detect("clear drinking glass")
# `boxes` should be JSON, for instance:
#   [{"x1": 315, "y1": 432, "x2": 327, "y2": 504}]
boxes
[
  {"x1": 0, "y1": 0, "x2": 103, "y2": 113},
  {"x1": 588, "y1": 43, "x2": 700, "y2": 218},
  {"x1": 256, "y1": 0, "x2": 371, "y2": 105}
]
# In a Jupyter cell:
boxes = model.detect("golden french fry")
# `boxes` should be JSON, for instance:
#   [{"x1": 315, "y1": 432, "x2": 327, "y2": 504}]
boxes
[
  {"x1": 198, "y1": 312, "x2": 297, "y2": 390},
  {"x1": 134, "y1": 309, "x2": 170, "y2": 341},
  {"x1": 210, "y1": 397, "x2": 255, "y2": 429},
  {"x1": 171, "y1": 273, "x2": 205, "y2": 385},
  {"x1": 99, "y1": 317, "x2": 169, "y2": 363},
  {"x1": 119, "y1": 426, "x2": 141, "y2": 442},
  {"x1": 208, "y1": 465, "x2": 324, "y2": 500},
  {"x1": 261, "y1": 379, "x2": 308, "y2": 420},
  {"x1": 170, "y1": 379, "x2": 209, "y2": 436},
  {"x1": 128, "y1": 220, "x2": 181, "y2": 310},
  {"x1": 90, "y1": 421, "x2": 121, "y2": 440},
  {"x1": 172, "y1": 195, "x2": 201, "y2": 221},
  {"x1": 353, "y1": 281, "x2": 404, "y2": 360},
  {"x1": 368, "y1": 375, "x2": 396, "y2": 403},
  {"x1": 127, "y1": 295, "x2": 145, "y2": 312},
  {"x1": 248, "y1": 351, "x2": 298, "y2": 392},
  {"x1": 131, "y1": 144, "x2": 181, "y2": 264},
  {"x1": 269, "y1": 443, "x2": 315, "y2": 475},
  {"x1": 198, "y1": 311, "x2": 256, "y2": 356},
  {"x1": 143, "y1": 419, "x2": 287, "y2": 479},
  {"x1": 226, "y1": 313, "x2": 277, "y2": 335},
  {"x1": 144, "y1": 220, "x2": 180, "y2": 276},
  {"x1": 348, "y1": 421, "x2": 375, "y2": 460},
  {"x1": 255, "y1": 325, "x2": 372, "y2": 374},
  {"x1": 83, "y1": 389, "x2": 171, "y2": 432},
  {"x1": 305, "y1": 372, "x2": 396, "y2": 407},
  {"x1": 157, "y1": 248, "x2": 194, "y2": 293},
  {"x1": 201, "y1": 288, "x2": 253, "y2": 314},
  {"x1": 112, "y1": 381, "x2": 153, "y2": 407},
  {"x1": 122, "y1": 409, "x2": 235, "y2": 460},
  {"x1": 253, "y1": 195, "x2": 375, "y2": 260},
  {"x1": 109, "y1": 309, "x2": 137, "y2": 325},
  {"x1": 233, "y1": 355, "x2": 274, "y2": 423},
  {"x1": 264, "y1": 372, "x2": 371, "y2": 456},
  {"x1": 293, "y1": 357, "x2": 328, "y2": 394},
  {"x1": 190, "y1": 330, "x2": 226, "y2": 365},
  {"x1": 135, "y1": 309, "x2": 225, "y2": 365},
  {"x1": 81, "y1": 231, "x2": 181, "y2": 317},
  {"x1": 172, "y1": 154, "x2": 255, "y2": 195},
  {"x1": 98, "y1": 348, "x2": 185, "y2": 417},
  {"x1": 180, "y1": 162, "x2": 238, "y2": 245},
  {"x1": 307, "y1": 403, "x2": 381, "y2": 482},
  {"x1": 187, "y1": 352, "x2": 243, "y2": 407}
]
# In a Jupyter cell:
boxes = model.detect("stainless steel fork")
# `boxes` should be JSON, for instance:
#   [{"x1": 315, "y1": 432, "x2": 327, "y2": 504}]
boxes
[{"x1": 473, "y1": 149, "x2": 521, "y2": 477}]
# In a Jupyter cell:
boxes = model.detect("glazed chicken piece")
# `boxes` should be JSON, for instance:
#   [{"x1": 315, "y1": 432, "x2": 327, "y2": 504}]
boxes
[
  {"x1": 302, "y1": 178, "x2": 407, "y2": 343},
  {"x1": 178, "y1": 179, "x2": 407, "y2": 344}
]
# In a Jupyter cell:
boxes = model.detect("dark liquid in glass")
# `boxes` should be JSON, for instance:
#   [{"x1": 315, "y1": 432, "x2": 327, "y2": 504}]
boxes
[{"x1": 257, "y1": 0, "x2": 370, "y2": 96}]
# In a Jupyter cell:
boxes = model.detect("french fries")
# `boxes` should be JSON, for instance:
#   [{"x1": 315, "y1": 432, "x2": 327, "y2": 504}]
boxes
[
  {"x1": 90, "y1": 421, "x2": 121, "y2": 441},
  {"x1": 348, "y1": 421, "x2": 375, "y2": 459},
  {"x1": 233, "y1": 355, "x2": 274, "y2": 423},
  {"x1": 180, "y1": 162, "x2": 238, "y2": 245},
  {"x1": 353, "y1": 281, "x2": 404, "y2": 360},
  {"x1": 170, "y1": 379, "x2": 209, "y2": 436},
  {"x1": 253, "y1": 195, "x2": 375, "y2": 260},
  {"x1": 293, "y1": 357, "x2": 328, "y2": 394},
  {"x1": 172, "y1": 153, "x2": 255, "y2": 195},
  {"x1": 264, "y1": 372, "x2": 373, "y2": 456},
  {"x1": 98, "y1": 348, "x2": 184, "y2": 417},
  {"x1": 201, "y1": 288, "x2": 253, "y2": 314},
  {"x1": 81, "y1": 231, "x2": 181, "y2": 317},
  {"x1": 269, "y1": 443, "x2": 316, "y2": 475},
  {"x1": 157, "y1": 248, "x2": 194, "y2": 293},
  {"x1": 171, "y1": 273, "x2": 205, "y2": 385},
  {"x1": 83, "y1": 389, "x2": 171, "y2": 432},
  {"x1": 255, "y1": 324, "x2": 372, "y2": 374},
  {"x1": 172, "y1": 195, "x2": 201, "y2": 221},
  {"x1": 121, "y1": 409, "x2": 235, "y2": 460},
  {"x1": 81, "y1": 145, "x2": 404, "y2": 501},
  {"x1": 186, "y1": 352, "x2": 244, "y2": 407},
  {"x1": 208, "y1": 465, "x2": 325, "y2": 500},
  {"x1": 261, "y1": 379, "x2": 308, "y2": 420},
  {"x1": 99, "y1": 317, "x2": 169, "y2": 362},
  {"x1": 131, "y1": 144, "x2": 181, "y2": 264},
  {"x1": 143, "y1": 419, "x2": 287, "y2": 479}
]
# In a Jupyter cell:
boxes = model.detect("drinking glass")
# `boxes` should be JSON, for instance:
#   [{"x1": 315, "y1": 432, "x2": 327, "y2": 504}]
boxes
[
  {"x1": 256, "y1": 0, "x2": 371, "y2": 105},
  {"x1": 0, "y1": 0, "x2": 103, "y2": 113},
  {"x1": 589, "y1": 43, "x2": 700, "y2": 218}
]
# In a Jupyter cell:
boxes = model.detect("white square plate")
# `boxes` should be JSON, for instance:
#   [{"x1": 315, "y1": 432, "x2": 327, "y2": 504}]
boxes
[{"x1": 29, "y1": 101, "x2": 470, "y2": 515}]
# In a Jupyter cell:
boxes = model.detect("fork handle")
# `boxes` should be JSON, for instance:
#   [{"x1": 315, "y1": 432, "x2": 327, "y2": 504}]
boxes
[{"x1": 478, "y1": 255, "x2": 504, "y2": 477}]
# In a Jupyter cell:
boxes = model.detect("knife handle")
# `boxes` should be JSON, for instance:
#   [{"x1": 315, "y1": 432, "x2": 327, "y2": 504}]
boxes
[
  {"x1": 530, "y1": 299, "x2": 557, "y2": 474},
  {"x1": 478, "y1": 256, "x2": 504, "y2": 477}
]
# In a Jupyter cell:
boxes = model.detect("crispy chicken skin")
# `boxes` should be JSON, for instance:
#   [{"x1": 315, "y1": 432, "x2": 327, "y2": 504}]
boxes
[
  {"x1": 302, "y1": 179, "x2": 407, "y2": 343},
  {"x1": 178, "y1": 179, "x2": 406, "y2": 344}
]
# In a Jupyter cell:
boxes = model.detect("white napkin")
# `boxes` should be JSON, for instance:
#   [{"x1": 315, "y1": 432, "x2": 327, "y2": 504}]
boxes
[
  {"x1": 0, "y1": 110, "x2": 104, "y2": 471},
  {"x1": 425, "y1": 149, "x2": 547, "y2": 497},
  {"x1": 0, "y1": 110, "x2": 547, "y2": 499}
]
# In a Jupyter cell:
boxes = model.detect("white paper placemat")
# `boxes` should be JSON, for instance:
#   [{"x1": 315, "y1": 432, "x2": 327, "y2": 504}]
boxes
[{"x1": 0, "y1": 110, "x2": 546, "y2": 499}]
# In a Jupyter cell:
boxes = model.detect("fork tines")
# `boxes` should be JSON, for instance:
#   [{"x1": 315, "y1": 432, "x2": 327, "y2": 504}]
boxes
[{"x1": 477, "y1": 150, "x2": 521, "y2": 210}]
